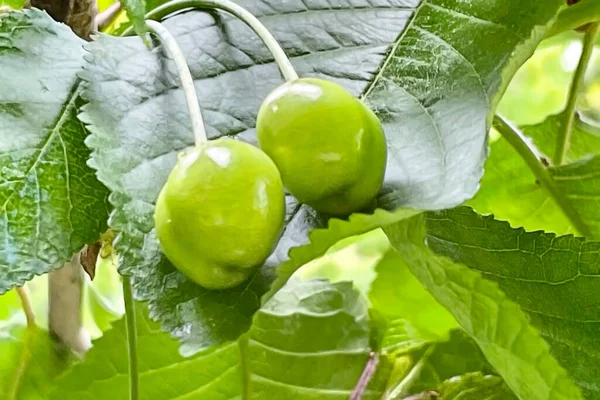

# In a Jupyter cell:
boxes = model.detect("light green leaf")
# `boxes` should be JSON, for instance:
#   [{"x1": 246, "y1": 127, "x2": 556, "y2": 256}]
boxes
[
  {"x1": 247, "y1": 278, "x2": 391, "y2": 399},
  {"x1": 82, "y1": 0, "x2": 565, "y2": 351},
  {"x1": 551, "y1": 155, "x2": 600, "y2": 235},
  {"x1": 383, "y1": 331, "x2": 499, "y2": 399},
  {"x1": 0, "y1": 316, "x2": 70, "y2": 400},
  {"x1": 426, "y1": 207, "x2": 600, "y2": 399},
  {"x1": 49, "y1": 302, "x2": 243, "y2": 400},
  {"x1": 384, "y1": 214, "x2": 584, "y2": 400},
  {"x1": 0, "y1": 10, "x2": 110, "y2": 294},
  {"x1": 468, "y1": 113, "x2": 600, "y2": 236}
]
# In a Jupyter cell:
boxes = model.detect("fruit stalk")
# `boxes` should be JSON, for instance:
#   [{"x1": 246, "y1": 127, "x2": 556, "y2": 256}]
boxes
[
  {"x1": 131, "y1": 0, "x2": 299, "y2": 81},
  {"x1": 146, "y1": 19, "x2": 208, "y2": 146}
]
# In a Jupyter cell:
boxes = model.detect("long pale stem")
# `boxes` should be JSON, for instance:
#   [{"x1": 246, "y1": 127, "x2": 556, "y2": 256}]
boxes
[
  {"x1": 553, "y1": 22, "x2": 600, "y2": 165},
  {"x1": 146, "y1": 19, "x2": 208, "y2": 147},
  {"x1": 122, "y1": 277, "x2": 139, "y2": 400},
  {"x1": 127, "y1": 0, "x2": 298, "y2": 82},
  {"x1": 493, "y1": 115, "x2": 591, "y2": 237}
]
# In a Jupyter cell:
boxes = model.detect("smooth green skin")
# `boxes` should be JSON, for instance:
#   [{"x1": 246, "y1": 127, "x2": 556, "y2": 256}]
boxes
[
  {"x1": 256, "y1": 78, "x2": 387, "y2": 216},
  {"x1": 154, "y1": 138, "x2": 285, "y2": 290}
]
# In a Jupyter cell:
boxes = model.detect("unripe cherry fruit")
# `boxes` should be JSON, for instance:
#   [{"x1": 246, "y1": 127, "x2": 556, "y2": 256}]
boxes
[
  {"x1": 154, "y1": 138, "x2": 285, "y2": 290},
  {"x1": 256, "y1": 78, "x2": 387, "y2": 216}
]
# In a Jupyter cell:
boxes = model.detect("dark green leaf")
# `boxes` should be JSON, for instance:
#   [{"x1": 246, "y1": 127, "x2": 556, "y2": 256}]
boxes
[
  {"x1": 82, "y1": 0, "x2": 565, "y2": 350},
  {"x1": 248, "y1": 278, "x2": 391, "y2": 399},
  {"x1": 384, "y1": 214, "x2": 584, "y2": 400},
  {"x1": 49, "y1": 302, "x2": 243, "y2": 400},
  {"x1": 468, "y1": 113, "x2": 600, "y2": 236},
  {"x1": 0, "y1": 10, "x2": 110, "y2": 294},
  {"x1": 426, "y1": 207, "x2": 600, "y2": 399}
]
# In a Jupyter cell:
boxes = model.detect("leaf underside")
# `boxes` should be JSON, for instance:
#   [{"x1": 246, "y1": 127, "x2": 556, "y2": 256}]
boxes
[
  {"x1": 81, "y1": 0, "x2": 564, "y2": 352},
  {"x1": 0, "y1": 10, "x2": 110, "y2": 294}
]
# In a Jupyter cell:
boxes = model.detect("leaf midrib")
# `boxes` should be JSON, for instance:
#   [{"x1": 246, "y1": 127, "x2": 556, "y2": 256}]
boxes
[{"x1": 0, "y1": 82, "x2": 83, "y2": 214}]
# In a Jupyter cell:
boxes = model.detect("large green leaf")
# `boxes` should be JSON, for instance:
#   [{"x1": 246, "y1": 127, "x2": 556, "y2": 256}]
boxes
[
  {"x1": 50, "y1": 280, "x2": 391, "y2": 399},
  {"x1": 383, "y1": 214, "x2": 584, "y2": 400},
  {"x1": 49, "y1": 302, "x2": 244, "y2": 400},
  {"x1": 0, "y1": 313, "x2": 71, "y2": 400},
  {"x1": 247, "y1": 278, "x2": 391, "y2": 399},
  {"x1": 0, "y1": 10, "x2": 110, "y2": 294},
  {"x1": 469, "y1": 113, "x2": 600, "y2": 236},
  {"x1": 82, "y1": 0, "x2": 565, "y2": 351},
  {"x1": 426, "y1": 207, "x2": 600, "y2": 399}
]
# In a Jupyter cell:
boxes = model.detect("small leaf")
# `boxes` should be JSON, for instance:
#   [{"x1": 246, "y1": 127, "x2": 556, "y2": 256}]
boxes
[
  {"x1": 383, "y1": 214, "x2": 584, "y2": 400},
  {"x1": 0, "y1": 10, "x2": 110, "y2": 294},
  {"x1": 247, "y1": 278, "x2": 391, "y2": 399},
  {"x1": 439, "y1": 372, "x2": 516, "y2": 400},
  {"x1": 469, "y1": 113, "x2": 600, "y2": 235},
  {"x1": 49, "y1": 302, "x2": 243, "y2": 400},
  {"x1": 426, "y1": 207, "x2": 600, "y2": 399}
]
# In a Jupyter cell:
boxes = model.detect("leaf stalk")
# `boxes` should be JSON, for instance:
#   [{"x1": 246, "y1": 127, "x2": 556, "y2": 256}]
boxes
[
  {"x1": 553, "y1": 22, "x2": 600, "y2": 165},
  {"x1": 493, "y1": 115, "x2": 591, "y2": 237}
]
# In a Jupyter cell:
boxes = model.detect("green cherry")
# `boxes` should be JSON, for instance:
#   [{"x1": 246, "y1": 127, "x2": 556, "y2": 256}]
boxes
[
  {"x1": 256, "y1": 78, "x2": 387, "y2": 216},
  {"x1": 154, "y1": 138, "x2": 285, "y2": 290}
]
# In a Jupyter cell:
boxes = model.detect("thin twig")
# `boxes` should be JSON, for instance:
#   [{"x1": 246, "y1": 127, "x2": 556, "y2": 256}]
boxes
[
  {"x1": 16, "y1": 286, "x2": 35, "y2": 328},
  {"x1": 553, "y1": 22, "x2": 600, "y2": 165},
  {"x1": 350, "y1": 352, "x2": 380, "y2": 400},
  {"x1": 96, "y1": 1, "x2": 122, "y2": 31},
  {"x1": 8, "y1": 286, "x2": 37, "y2": 400},
  {"x1": 122, "y1": 277, "x2": 139, "y2": 400},
  {"x1": 493, "y1": 115, "x2": 592, "y2": 237}
]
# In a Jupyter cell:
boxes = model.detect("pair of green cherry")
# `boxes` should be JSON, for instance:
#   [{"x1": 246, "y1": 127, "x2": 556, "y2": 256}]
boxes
[{"x1": 155, "y1": 78, "x2": 387, "y2": 290}]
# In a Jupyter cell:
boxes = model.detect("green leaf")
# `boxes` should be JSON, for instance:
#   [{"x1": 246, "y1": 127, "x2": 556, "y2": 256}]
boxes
[
  {"x1": 82, "y1": 0, "x2": 565, "y2": 351},
  {"x1": 49, "y1": 302, "x2": 244, "y2": 400},
  {"x1": 469, "y1": 113, "x2": 600, "y2": 236},
  {"x1": 439, "y1": 372, "x2": 516, "y2": 400},
  {"x1": 550, "y1": 155, "x2": 600, "y2": 235},
  {"x1": 0, "y1": 316, "x2": 71, "y2": 400},
  {"x1": 247, "y1": 278, "x2": 391, "y2": 399},
  {"x1": 383, "y1": 214, "x2": 584, "y2": 400},
  {"x1": 0, "y1": 10, "x2": 110, "y2": 294},
  {"x1": 120, "y1": 0, "x2": 148, "y2": 40},
  {"x1": 426, "y1": 207, "x2": 600, "y2": 399},
  {"x1": 364, "y1": 0, "x2": 563, "y2": 210},
  {"x1": 368, "y1": 240, "x2": 458, "y2": 352},
  {"x1": 384, "y1": 331, "x2": 499, "y2": 399}
]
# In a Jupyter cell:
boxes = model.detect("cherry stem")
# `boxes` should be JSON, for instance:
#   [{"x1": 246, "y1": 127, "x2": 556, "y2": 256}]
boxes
[
  {"x1": 127, "y1": 0, "x2": 299, "y2": 82},
  {"x1": 145, "y1": 20, "x2": 208, "y2": 147}
]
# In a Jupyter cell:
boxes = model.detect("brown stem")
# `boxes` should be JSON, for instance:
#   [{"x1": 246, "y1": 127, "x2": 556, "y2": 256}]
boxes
[{"x1": 350, "y1": 352, "x2": 380, "y2": 400}]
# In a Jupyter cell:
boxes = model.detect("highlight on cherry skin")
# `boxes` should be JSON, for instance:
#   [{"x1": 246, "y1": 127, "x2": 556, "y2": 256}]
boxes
[
  {"x1": 256, "y1": 77, "x2": 387, "y2": 216},
  {"x1": 154, "y1": 138, "x2": 286, "y2": 290}
]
